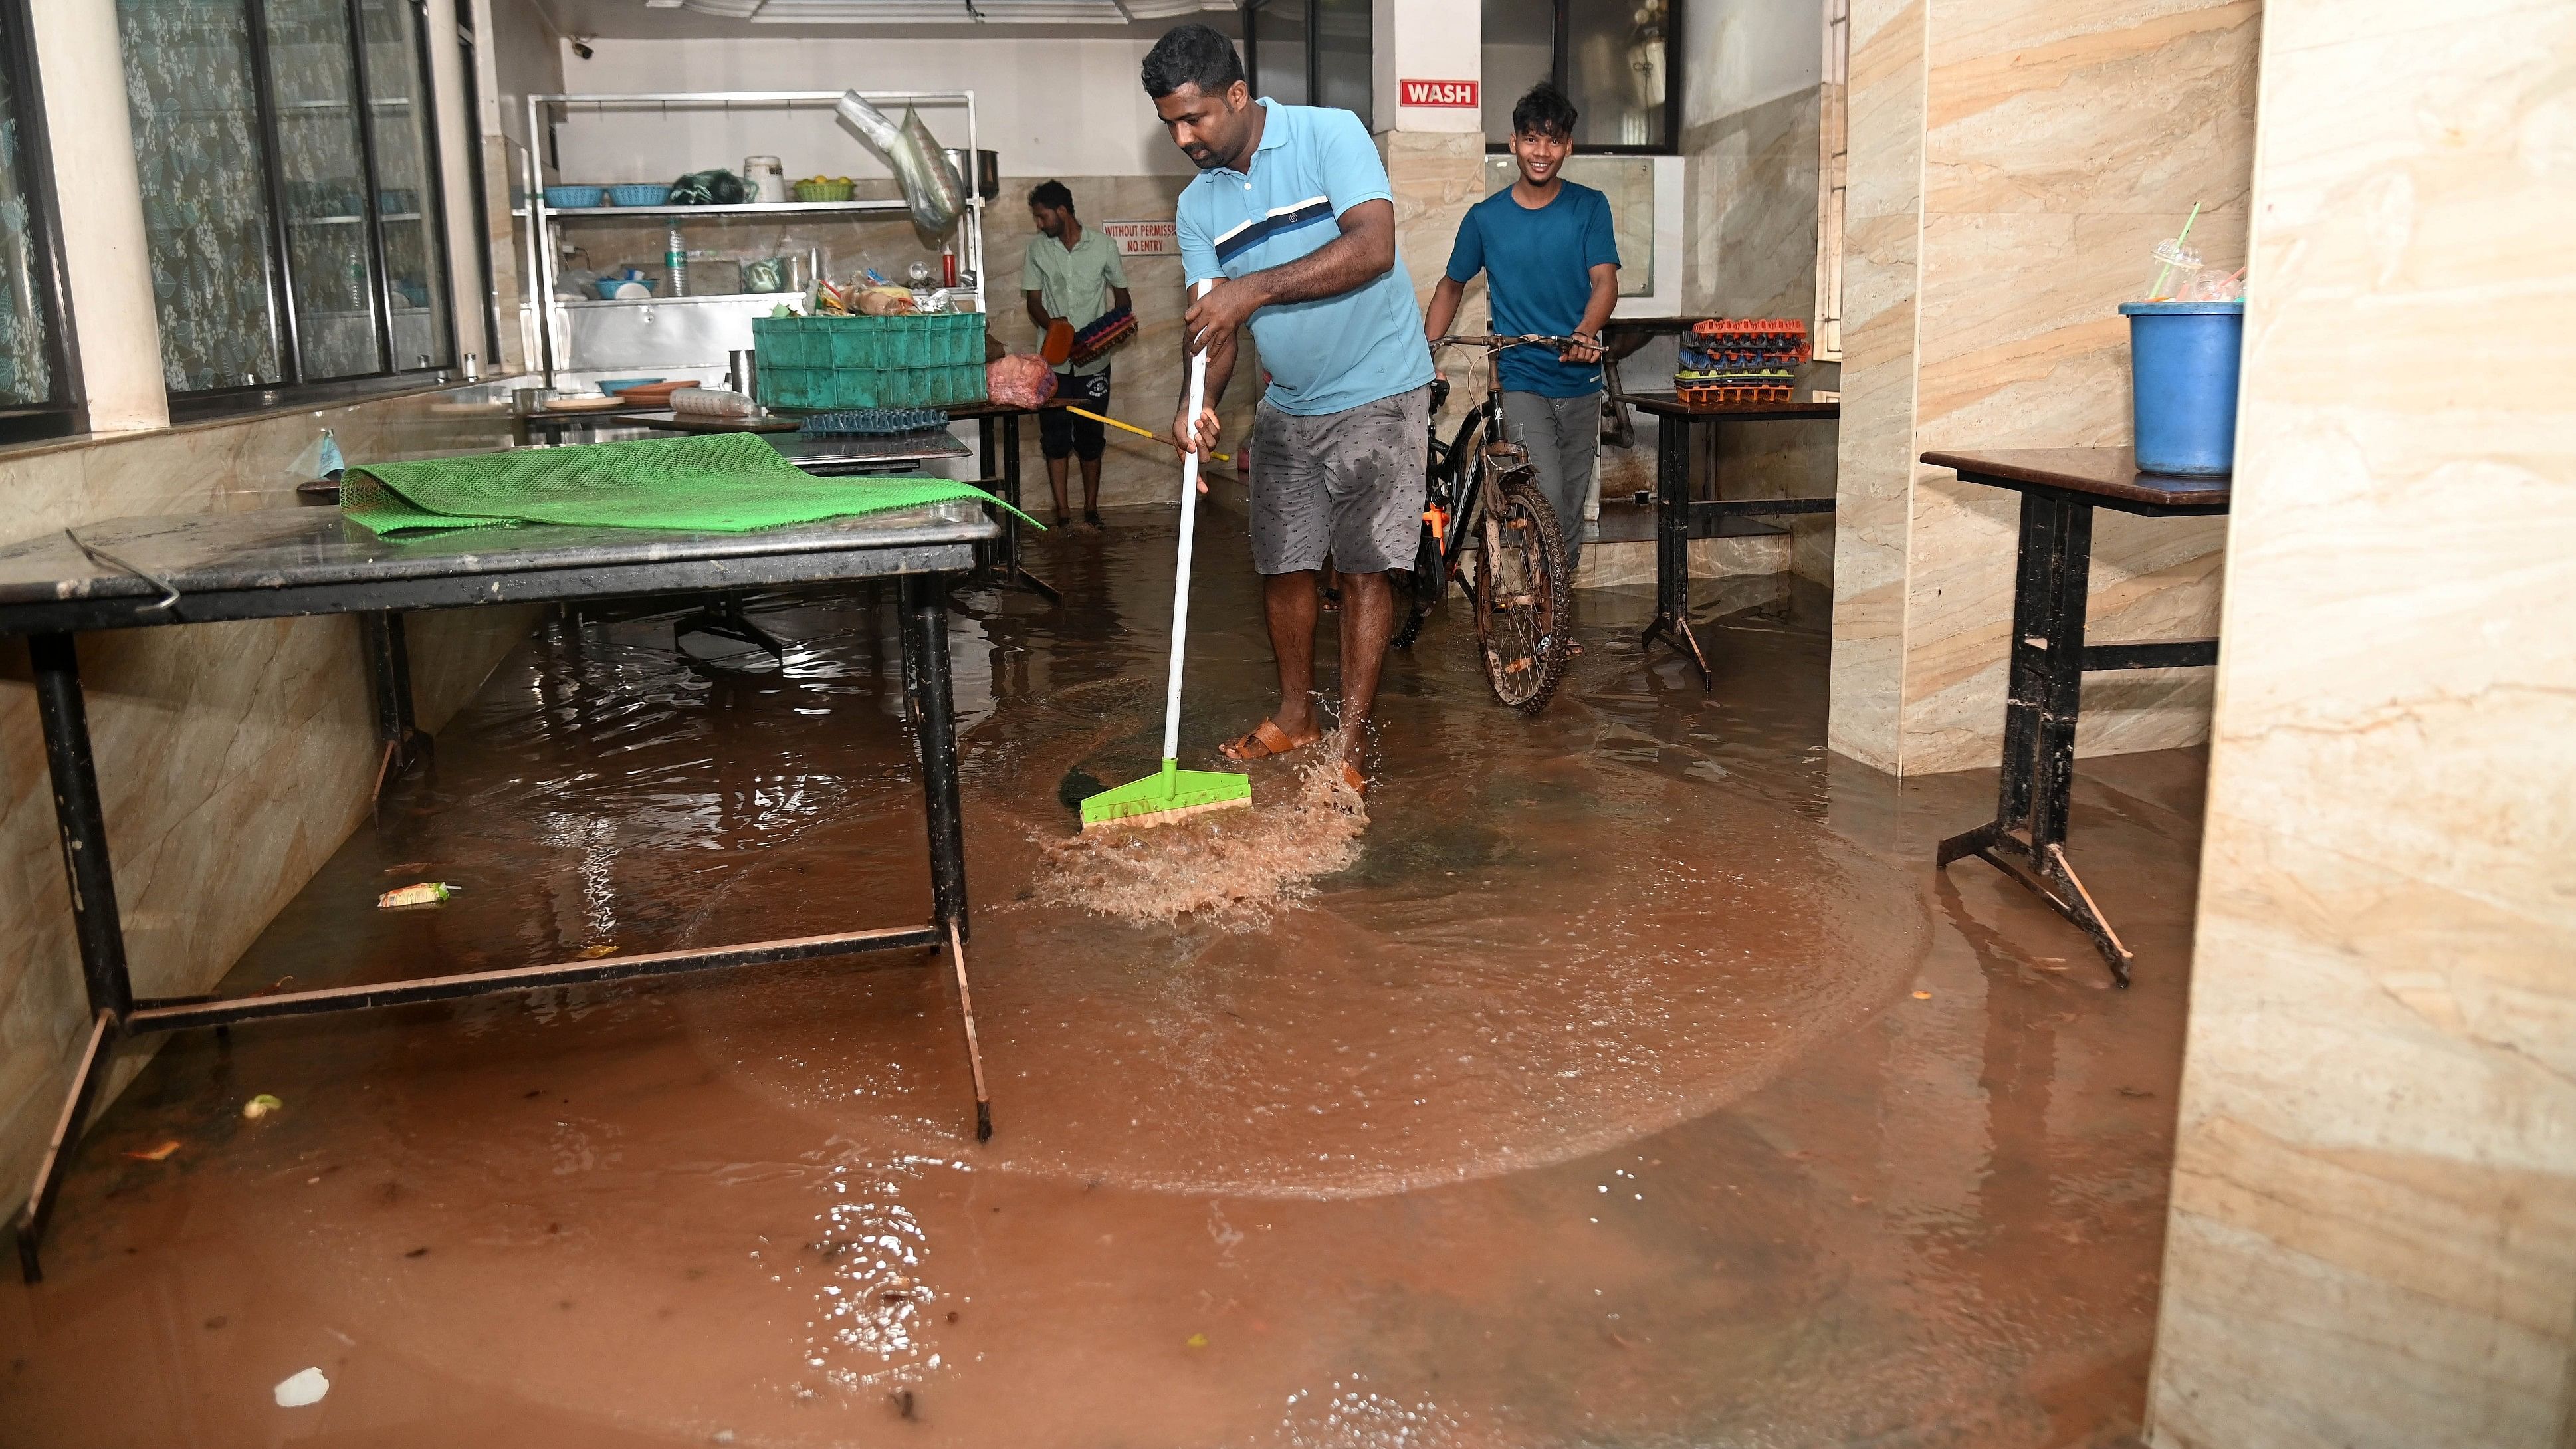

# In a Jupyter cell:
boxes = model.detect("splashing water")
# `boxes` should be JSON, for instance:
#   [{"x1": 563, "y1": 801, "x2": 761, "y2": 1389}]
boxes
[
  {"x1": 768, "y1": 1149, "x2": 970, "y2": 1398},
  {"x1": 1034, "y1": 734, "x2": 1368, "y2": 931},
  {"x1": 1278, "y1": 1373, "x2": 1466, "y2": 1448}
]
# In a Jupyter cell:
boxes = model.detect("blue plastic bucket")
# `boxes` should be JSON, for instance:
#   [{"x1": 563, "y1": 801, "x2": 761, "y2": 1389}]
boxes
[{"x1": 2119, "y1": 300, "x2": 2243, "y2": 475}]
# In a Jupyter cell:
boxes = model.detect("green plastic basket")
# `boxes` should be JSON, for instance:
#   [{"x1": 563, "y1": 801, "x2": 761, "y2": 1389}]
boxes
[{"x1": 753, "y1": 313, "x2": 989, "y2": 411}]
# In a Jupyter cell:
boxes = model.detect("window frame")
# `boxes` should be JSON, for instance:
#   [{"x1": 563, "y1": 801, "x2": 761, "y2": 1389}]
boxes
[
  {"x1": 1813, "y1": 0, "x2": 1848, "y2": 362},
  {"x1": 0, "y1": 0, "x2": 86, "y2": 443},
  {"x1": 150, "y1": 0, "x2": 459, "y2": 423},
  {"x1": 1241, "y1": 0, "x2": 1373, "y2": 132},
  {"x1": 1483, "y1": 0, "x2": 1685, "y2": 158},
  {"x1": 455, "y1": 5, "x2": 500, "y2": 369}
]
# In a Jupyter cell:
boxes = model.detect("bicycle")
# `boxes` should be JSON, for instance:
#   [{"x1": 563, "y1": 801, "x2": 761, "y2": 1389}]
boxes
[{"x1": 1390, "y1": 334, "x2": 1580, "y2": 714}]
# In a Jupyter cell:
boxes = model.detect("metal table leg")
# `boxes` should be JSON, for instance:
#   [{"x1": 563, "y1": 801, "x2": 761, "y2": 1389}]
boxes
[
  {"x1": 361, "y1": 611, "x2": 433, "y2": 811},
  {"x1": 987, "y1": 414, "x2": 1059, "y2": 604},
  {"x1": 899, "y1": 574, "x2": 990, "y2": 1139},
  {"x1": 1641, "y1": 411, "x2": 1711, "y2": 686},
  {"x1": 1936, "y1": 494, "x2": 2135, "y2": 984},
  {"x1": 15, "y1": 633, "x2": 138, "y2": 1282}
]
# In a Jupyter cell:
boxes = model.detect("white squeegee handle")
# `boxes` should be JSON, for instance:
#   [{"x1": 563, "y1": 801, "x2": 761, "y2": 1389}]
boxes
[{"x1": 1161, "y1": 279, "x2": 1214, "y2": 766}]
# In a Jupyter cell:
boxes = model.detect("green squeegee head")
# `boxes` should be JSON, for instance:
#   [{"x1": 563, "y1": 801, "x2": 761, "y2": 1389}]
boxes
[{"x1": 1080, "y1": 758, "x2": 1251, "y2": 832}]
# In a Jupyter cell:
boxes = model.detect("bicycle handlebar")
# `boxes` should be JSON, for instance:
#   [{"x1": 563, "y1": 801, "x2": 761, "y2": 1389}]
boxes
[{"x1": 1430, "y1": 332, "x2": 1590, "y2": 352}]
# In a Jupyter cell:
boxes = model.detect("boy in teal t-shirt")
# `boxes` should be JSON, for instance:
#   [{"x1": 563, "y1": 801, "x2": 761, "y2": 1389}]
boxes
[{"x1": 1422, "y1": 82, "x2": 1622, "y2": 572}]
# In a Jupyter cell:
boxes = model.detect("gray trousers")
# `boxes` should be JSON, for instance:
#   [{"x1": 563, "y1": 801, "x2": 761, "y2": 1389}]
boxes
[{"x1": 1499, "y1": 390, "x2": 1602, "y2": 573}]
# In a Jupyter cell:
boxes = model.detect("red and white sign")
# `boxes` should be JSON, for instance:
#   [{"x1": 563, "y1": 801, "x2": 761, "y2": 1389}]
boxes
[
  {"x1": 1400, "y1": 78, "x2": 1479, "y2": 109},
  {"x1": 1103, "y1": 219, "x2": 1179, "y2": 257}
]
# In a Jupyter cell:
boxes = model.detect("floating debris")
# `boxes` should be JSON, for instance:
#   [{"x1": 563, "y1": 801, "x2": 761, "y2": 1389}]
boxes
[{"x1": 272, "y1": 1368, "x2": 330, "y2": 1408}]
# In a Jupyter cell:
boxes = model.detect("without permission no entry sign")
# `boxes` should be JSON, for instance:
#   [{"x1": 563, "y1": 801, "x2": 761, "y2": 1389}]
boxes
[{"x1": 1104, "y1": 219, "x2": 1178, "y2": 257}]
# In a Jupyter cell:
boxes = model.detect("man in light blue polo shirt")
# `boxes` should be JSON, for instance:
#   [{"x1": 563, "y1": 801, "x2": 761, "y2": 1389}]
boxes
[{"x1": 1144, "y1": 23, "x2": 1434, "y2": 797}]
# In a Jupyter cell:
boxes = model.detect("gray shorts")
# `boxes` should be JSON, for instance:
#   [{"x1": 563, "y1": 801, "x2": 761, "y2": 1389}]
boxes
[{"x1": 1248, "y1": 384, "x2": 1430, "y2": 576}]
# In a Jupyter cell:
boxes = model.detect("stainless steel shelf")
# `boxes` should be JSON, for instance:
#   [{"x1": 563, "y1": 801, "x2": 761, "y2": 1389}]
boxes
[
  {"x1": 523, "y1": 87, "x2": 985, "y2": 386},
  {"x1": 532, "y1": 199, "x2": 920, "y2": 219}
]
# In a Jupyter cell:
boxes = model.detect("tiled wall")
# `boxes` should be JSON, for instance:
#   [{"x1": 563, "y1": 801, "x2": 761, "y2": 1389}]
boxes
[
  {"x1": 0, "y1": 386, "x2": 536, "y2": 1205},
  {"x1": 2146, "y1": 1, "x2": 2576, "y2": 1442},
  {"x1": 978, "y1": 174, "x2": 1263, "y2": 515},
  {"x1": 1684, "y1": 84, "x2": 1837, "y2": 585},
  {"x1": 1830, "y1": 0, "x2": 2260, "y2": 775}
]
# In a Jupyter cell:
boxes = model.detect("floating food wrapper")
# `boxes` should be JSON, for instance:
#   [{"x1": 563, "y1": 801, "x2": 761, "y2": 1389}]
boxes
[
  {"x1": 377, "y1": 882, "x2": 457, "y2": 909},
  {"x1": 274, "y1": 1367, "x2": 330, "y2": 1408}
]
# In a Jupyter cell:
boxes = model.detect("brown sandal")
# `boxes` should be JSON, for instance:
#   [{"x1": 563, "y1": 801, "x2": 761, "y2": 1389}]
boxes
[
  {"x1": 1218, "y1": 719, "x2": 1320, "y2": 763},
  {"x1": 1339, "y1": 760, "x2": 1368, "y2": 799}
]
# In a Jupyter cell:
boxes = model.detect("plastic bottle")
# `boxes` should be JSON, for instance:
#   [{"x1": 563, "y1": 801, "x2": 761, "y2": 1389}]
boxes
[{"x1": 666, "y1": 227, "x2": 687, "y2": 298}]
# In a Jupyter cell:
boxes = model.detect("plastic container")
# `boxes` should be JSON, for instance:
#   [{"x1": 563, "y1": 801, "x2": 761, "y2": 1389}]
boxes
[
  {"x1": 542, "y1": 185, "x2": 603, "y2": 209},
  {"x1": 2119, "y1": 300, "x2": 2243, "y2": 476},
  {"x1": 793, "y1": 178, "x2": 855, "y2": 203},
  {"x1": 607, "y1": 183, "x2": 671, "y2": 207},
  {"x1": 752, "y1": 313, "x2": 989, "y2": 410}
]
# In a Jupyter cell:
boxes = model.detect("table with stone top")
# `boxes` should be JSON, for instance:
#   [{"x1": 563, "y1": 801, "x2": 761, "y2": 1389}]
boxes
[
  {"x1": 0, "y1": 502, "x2": 1003, "y2": 1281},
  {"x1": 1618, "y1": 392, "x2": 1842, "y2": 687},
  {"x1": 1919, "y1": 447, "x2": 2231, "y2": 986},
  {"x1": 524, "y1": 399, "x2": 1067, "y2": 603}
]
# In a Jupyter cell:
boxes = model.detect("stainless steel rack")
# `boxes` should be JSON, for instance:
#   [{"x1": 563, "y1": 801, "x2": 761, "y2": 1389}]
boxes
[{"x1": 520, "y1": 90, "x2": 987, "y2": 387}]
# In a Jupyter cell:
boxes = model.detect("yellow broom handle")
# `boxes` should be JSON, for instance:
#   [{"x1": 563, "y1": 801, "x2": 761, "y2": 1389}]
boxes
[{"x1": 1064, "y1": 405, "x2": 1232, "y2": 465}]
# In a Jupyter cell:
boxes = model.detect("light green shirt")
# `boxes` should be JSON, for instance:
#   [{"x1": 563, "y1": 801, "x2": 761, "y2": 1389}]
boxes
[{"x1": 1020, "y1": 225, "x2": 1130, "y2": 377}]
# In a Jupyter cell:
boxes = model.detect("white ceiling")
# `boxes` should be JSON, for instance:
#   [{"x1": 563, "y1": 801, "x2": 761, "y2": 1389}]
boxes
[{"x1": 536, "y1": 0, "x2": 1239, "y2": 39}]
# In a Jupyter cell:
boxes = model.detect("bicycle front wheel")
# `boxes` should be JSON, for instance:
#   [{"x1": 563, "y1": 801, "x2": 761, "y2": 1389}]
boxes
[{"x1": 1471, "y1": 469, "x2": 1574, "y2": 713}]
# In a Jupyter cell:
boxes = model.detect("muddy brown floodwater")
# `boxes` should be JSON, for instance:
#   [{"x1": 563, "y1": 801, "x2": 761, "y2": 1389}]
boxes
[{"x1": 0, "y1": 512, "x2": 2199, "y2": 1448}]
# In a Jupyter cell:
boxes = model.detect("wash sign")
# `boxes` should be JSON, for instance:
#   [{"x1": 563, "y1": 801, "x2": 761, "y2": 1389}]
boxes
[
  {"x1": 1104, "y1": 220, "x2": 1179, "y2": 257},
  {"x1": 1400, "y1": 79, "x2": 1479, "y2": 108}
]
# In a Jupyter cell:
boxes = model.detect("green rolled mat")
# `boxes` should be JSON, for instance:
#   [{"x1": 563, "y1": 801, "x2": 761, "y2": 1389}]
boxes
[{"x1": 340, "y1": 432, "x2": 1039, "y2": 536}]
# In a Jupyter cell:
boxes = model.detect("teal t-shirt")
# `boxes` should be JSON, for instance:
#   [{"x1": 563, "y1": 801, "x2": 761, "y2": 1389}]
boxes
[
  {"x1": 1445, "y1": 180, "x2": 1622, "y2": 397},
  {"x1": 1175, "y1": 99, "x2": 1436, "y2": 417}
]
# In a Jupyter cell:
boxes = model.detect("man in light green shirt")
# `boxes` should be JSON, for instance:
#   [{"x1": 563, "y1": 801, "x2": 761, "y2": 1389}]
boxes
[{"x1": 1021, "y1": 180, "x2": 1132, "y2": 526}]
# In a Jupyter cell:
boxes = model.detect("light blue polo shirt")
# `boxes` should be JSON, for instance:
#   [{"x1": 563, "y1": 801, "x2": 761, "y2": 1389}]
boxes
[{"x1": 1175, "y1": 99, "x2": 1436, "y2": 417}]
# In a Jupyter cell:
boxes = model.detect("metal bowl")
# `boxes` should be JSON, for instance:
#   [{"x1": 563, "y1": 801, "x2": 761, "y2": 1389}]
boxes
[{"x1": 940, "y1": 148, "x2": 1000, "y2": 201}]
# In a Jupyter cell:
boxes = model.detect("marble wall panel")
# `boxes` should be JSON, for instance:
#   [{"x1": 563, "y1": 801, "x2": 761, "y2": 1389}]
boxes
[
  {"x1": 1827, "y1": 0, "x2": 2257, "y2": 776},
  {"x1": 1899, "y1": 0, "x2": 2254, "y2": 774},
  {"x1": 1685, "y1": 85, "x2": 1839, "y2": 587},
  {"x1": 0, "y1": 385, "x2": 536, "y2": 1208},
  {"x1": 1824, "y1": 0, "x2": 1927, "y2": 774},
  {"x1": 2146, "y1": 2, "x2": 2576, "y2": 1442},
  {"x1": 1384, "y1": 130, "x2": 1491, "y2": 445}
]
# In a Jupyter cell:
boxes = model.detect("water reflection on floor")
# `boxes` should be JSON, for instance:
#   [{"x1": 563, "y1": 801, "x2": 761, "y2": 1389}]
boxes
[{"x1": 0, "y1": 512, "x2": 2195, "y2": 1448}]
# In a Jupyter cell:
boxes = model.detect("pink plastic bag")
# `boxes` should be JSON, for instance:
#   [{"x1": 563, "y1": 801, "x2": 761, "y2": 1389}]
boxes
[{"x1": 986, "y1": 354, "x2": 1059, "y2": 411}]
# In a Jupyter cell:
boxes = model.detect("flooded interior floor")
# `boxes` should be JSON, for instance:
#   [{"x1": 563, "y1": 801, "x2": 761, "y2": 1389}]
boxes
[{"x1": 0, "y1": 512, "x2": 2198, "y2": 1448}]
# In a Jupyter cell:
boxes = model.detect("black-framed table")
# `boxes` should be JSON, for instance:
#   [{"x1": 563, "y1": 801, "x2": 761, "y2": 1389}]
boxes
[
  {"x1": 1618, "y1": 393, "x2": 1842, "y2": 687},
  {"x1": 0, "y1": 502, "x2": 1002, "y2": 1281},
  {"x1": 1920, "y1": 447, "x2": 2230, "y2": 986},
  {"x1": 946, "y1": 397, "x2": 1070, "y2": 604}
]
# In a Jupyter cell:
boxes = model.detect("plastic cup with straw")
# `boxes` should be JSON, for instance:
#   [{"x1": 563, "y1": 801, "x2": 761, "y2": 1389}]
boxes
[
  {"x1": 2148, "y1": 201, "x2": 2204, "y2": 302},
  {"x1": 1078, "y1": 281, "x2": 1253, "y2": 832}
]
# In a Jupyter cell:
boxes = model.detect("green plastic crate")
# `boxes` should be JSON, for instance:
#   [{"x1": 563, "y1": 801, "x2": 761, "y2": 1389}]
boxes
[{"x1": 752, "y1": 312, "x2": 989, "y2": 411}]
